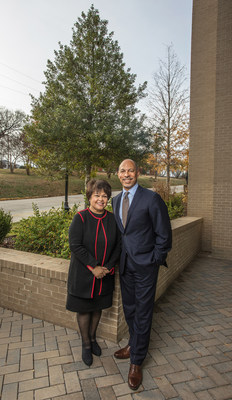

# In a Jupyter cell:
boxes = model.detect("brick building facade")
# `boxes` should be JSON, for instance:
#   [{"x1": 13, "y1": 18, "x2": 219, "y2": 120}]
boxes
[{"x1": 188, "y1": 0, "x2": 232, "y2": 259}]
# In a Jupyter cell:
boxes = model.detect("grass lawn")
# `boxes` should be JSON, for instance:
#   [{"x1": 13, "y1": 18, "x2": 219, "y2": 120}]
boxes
[{"x1": 0, "y1": 169, "x2": 185, "y2": 200}]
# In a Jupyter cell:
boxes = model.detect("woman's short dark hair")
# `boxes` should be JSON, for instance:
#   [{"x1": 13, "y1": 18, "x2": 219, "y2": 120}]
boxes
[{"x1": 86, "y1": 179, "x2": 112, "y2": 201}]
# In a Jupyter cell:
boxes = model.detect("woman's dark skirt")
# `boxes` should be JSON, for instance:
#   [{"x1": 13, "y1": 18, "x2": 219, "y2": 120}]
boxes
[{"x1": 66, "y1": 292, "x2": 112, "y2": 313}]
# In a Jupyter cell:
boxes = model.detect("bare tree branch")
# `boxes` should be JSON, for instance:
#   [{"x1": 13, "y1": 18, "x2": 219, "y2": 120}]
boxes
[
  {"x1": 0, "y1": 107, "x2": 26, "y2": 172},
  {"x1": 147, "y1": 44, "x2": 189, "y2": 188}
]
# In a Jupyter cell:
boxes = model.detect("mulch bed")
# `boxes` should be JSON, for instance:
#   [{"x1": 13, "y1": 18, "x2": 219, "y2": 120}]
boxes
[{"x1": 0, "y1": 236, "x2": 16, "y2": 249}]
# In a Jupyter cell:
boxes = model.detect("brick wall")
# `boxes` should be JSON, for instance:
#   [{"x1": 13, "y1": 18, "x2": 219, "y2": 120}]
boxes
[
  {"x1": 188, "y1": 0, "x2": 232, "y2": 259},
  {"x1": 212, "y1": 1, "x2": 232, "y2": 259},
  {"x1": 156, "y1": 217, "x2": 202, "y2": 300},
  {"x1": 0, "y1": 216, "x2": 202, "y2": 342},
  {"x1": 188, "y1": 0, "x2": 217, "y2": 252}
]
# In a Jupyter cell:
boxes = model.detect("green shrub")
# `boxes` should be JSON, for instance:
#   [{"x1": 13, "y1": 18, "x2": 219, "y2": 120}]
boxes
[
  {"x1": 166, "y1": 194, "x2": 185, "y2": 220},
  {"x1": 13, "y1": 192, "x2": 183, "y2": 259},
  {"x1": 153, "y1": 181, "x2": 185, "y2": 219},
  {"x1": 0, "y1": 208, "x2": 13, "y2": 243},
  {"x1": 14, "y1": 203, "x2": 78, "y2": 259},
  {"x1": 14, "y1": 196, "x2": 113, "y2": 259}
]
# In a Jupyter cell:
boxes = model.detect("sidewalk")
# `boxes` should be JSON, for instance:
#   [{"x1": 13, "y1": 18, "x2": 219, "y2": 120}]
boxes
[
  {"x1": 1, "y1": 254, "x2": 232, "y2": 400},
  {"x1": 0, "y1": 187, "x2": 184, "y2": 223}
]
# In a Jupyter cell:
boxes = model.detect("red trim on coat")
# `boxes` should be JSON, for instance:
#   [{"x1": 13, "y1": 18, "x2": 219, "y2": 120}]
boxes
[
  {"x1": 99, "y1": 279, "x2": 103, "y2": 295},
  {"x1": 98, "y1": 220, "x2": 108, "y2": 296},
  {"x1": 101, "y1": 220, "x2": 107, "y2": 266},
  {"x1": 78, "y1": 210, "x2": 95, "y2": 272},
  {"x1": 88, "y1": 208, "x2": 107, "y2": 220},
  {"x1": 79, "y1": 208, "x2": 110, "y2": 298},
  {"x1": 109, "y1": 267, "x2": 115, "y2": 275},
  {"x1": 91, "y1": 276, "x2": 96, "y2": 298},
  {"x1": 77, "y1": 212, "x2": 84, "y2": 222},
  {"x1": 95, "y1": 220, "x2": 100, "y2": 260}
]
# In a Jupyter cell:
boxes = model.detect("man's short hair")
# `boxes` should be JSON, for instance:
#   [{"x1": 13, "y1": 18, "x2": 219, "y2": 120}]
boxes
[{"x1": 118, "y1": 159, "x2": 138, "y2": 172}]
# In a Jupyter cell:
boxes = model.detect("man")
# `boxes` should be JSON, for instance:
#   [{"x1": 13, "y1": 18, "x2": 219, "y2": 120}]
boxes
[{"x1": 112, "y1": 159, "x2": 172, "y2": 390}]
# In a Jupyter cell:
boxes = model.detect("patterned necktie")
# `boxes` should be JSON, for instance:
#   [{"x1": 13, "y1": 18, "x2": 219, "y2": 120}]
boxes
[{"x1": 122, "y1": 191, "x2": 129, "y2": 227}]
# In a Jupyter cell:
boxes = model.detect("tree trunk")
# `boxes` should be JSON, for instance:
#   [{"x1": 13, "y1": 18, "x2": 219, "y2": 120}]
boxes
[
  {"x1": 166, "y1": 163, "x2": 170, "y2": 198},
  {"x1": 10, "y1": 163, "x2": 14, "y2": 173},
  {"x1": 26, "y1": 165, "x2": 30, "y2": 175},
  {"x1": 84, "y1": 165, "x2": 92, "y2": 188},
  {"x1": 166, "y1": 138, "x2": 171, "y2": 198},
  {"x1": 166, "y1": 102, "x2": 171, "y2": 198},
  {"x1": 84, "y1": 164, "x2": 92, "y2": 207}
]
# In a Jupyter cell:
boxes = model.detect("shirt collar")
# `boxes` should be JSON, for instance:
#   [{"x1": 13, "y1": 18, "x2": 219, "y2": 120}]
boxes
[{"x1": 122, "y1": 182, "x2": 138, "y2": 196}]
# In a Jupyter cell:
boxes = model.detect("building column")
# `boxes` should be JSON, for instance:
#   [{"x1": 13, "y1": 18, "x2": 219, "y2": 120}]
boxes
[{"x1": 188, "y1": 0, "x2": 232, "y2": 259}]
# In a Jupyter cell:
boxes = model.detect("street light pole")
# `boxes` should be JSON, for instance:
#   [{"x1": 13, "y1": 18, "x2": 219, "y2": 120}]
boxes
[{"x1": 64, "y1": 171, "x2": 70, "y2": 212}]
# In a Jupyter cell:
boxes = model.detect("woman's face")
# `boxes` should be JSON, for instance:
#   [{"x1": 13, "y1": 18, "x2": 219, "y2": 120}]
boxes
[{"x1": 89, "y1": 190, "x2": 108, "y2": 214}]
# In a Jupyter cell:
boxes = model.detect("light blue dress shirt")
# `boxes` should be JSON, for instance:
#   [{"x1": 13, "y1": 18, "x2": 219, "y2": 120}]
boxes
[{"x1": 119, "y1": 183, "x2": 138, "y2": 223}]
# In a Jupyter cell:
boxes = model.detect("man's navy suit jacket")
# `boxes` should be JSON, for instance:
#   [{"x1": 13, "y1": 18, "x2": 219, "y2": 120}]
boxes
[{"x1": 112, "y1": 185, "x2": 172, "y2": 275}]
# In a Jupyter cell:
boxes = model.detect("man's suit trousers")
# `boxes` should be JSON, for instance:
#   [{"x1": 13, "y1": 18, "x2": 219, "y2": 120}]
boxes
[{"x1": 120, "y1": 255, "x2": 159, "y2": 365}]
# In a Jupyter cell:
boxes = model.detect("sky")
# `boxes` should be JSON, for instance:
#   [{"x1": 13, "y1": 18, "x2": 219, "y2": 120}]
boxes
[{"x1": 0, "y1": 0, "x2": 193, "y2": 115}]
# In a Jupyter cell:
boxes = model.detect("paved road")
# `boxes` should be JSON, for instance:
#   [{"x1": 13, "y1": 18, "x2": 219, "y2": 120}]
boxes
[
  {"x1": 0, "y1": 195, "x2": 84, "y2": 222},
  {"x1": 0, "y1": 192, "x2": 121, "y2": 222},
  {"x1": 0, "y1": 186, "x2": 184, "y2": 222}
]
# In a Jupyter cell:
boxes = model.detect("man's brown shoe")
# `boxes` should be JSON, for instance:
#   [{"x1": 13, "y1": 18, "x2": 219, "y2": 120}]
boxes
[
  {"x1": 114, "y1": 344, "x2": 130, "y2": 359},
  {"x1": 128, "y1": 363, "x2": 142, "y2": 390}
]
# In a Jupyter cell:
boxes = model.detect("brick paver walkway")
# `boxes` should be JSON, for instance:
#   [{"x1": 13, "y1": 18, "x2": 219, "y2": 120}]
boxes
[{"x1": 1, "y1": 255, "x2": 232, "y2": 400}]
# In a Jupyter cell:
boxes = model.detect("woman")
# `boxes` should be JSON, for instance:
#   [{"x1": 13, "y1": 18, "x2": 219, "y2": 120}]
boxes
[{"x1": 66, "y1": 179, "x2": 120, "y2": 366}]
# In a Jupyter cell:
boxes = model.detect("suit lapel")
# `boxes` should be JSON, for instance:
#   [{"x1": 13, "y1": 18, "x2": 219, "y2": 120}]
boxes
[{"x1": 114, "y1": 192, "x2": 124, "y2": 232}]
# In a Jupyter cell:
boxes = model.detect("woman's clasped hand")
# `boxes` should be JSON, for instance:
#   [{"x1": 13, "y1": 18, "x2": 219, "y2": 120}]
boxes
[{"x1": 92, "y1": 266, "x2": 110, "y2": 279}]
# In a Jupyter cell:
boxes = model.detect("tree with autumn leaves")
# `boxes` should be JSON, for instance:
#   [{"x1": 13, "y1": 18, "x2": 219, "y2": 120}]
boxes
[{"x1": 147, "y1": 44, "x2": 189, "y2": 187}]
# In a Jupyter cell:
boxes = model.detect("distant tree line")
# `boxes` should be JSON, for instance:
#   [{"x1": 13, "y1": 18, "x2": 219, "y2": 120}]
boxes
[{"x1": 0, "y1": 107, "x2": 30, "y2": 174}]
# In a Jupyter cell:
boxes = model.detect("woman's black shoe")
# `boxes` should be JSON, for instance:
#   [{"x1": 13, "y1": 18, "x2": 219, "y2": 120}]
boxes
[
  {"x1": 91, "y1": 340, "x2": 102, "y2": 356},
  {"x1": 82, "y1": 346, "x2": 93, "y2": 366}
]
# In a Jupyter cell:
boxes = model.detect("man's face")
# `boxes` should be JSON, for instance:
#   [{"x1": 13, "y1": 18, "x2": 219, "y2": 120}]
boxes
[{"x1": 118, "y1": 160, "x2": 139, "y2": 190}]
